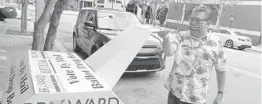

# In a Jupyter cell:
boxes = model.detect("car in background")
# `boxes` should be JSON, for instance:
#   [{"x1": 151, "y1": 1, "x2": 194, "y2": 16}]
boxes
[
  {"x1": 209, "y1": 28, "x2": 252, "y2": 50},
  {"x1": 73, "y1": 8, "x2": 166, "y2": 73},
  {"x1": 0, "y1": 6, "x2": 17, "y2": 21}
]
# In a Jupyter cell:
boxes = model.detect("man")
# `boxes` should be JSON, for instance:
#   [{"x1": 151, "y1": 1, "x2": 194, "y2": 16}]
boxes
[
  {"x1": 126, "y1": 0, "x2": 138, "y2": 15},
  {"x1": 158, "y1": 5, "x2": 227, "y2": 104},
  {"x1": 157, "y1": 4, "x2": 168, "y2": 25}
]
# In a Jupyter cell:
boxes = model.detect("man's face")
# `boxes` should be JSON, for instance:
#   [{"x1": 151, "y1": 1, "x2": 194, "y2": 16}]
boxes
[{"x1": 189, "y1": 11, "x2": 211, "y2": 38}]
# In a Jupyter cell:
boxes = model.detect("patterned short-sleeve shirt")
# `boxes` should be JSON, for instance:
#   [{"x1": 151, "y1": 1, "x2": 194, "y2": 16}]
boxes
[{"x1": 164, "y1": 31, "x2": 228, "y2": 104}]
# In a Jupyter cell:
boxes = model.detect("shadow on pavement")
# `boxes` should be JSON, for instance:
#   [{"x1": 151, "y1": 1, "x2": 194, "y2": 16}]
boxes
[{"x1": 121, "y1": 72, "x2": 157, "y2": 78}]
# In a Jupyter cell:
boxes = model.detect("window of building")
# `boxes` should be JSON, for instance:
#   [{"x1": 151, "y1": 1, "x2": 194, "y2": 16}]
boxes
[
  {"x1": 86, "y1": 2, "x2": 93, "y2": 7},
  {"x1": 97, "y1": 5, "x2": 104, "y2": 8},
  {"x1": 220, "y1": 30, "x2": 231, "y2": 35},
  {"x1": 97, "y1": 0, "x2": 105, "y2": 3},
  {"x1": 109, "y1": 0, "x2": 116, "y2": 2},
  {"x1": 116, "y1": 0, "x2": 122, "y2": 4},
  {"x1": 86, "y1": 12, "x2": 96, "y2": 24}
]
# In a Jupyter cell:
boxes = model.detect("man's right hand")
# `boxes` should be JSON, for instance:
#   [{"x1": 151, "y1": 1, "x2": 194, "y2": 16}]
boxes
[{"x1": 158, "y1": 30, "x2": 169, "y2": 39}]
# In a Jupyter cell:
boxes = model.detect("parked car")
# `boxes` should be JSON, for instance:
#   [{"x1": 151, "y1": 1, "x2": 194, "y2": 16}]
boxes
[
  {"x1": 209, "y1": 28, "x2": 252, "y2": 50},
  {"x1": 0, "y1": 6, "x2": 17, "y2": 21},
  {"x1": 73, "y1": 8, "x2": 166, "y2": 73}
]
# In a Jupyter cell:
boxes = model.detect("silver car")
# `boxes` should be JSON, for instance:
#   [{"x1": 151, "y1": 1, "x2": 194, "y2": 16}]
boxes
[{"x1": 73, "y1": 8, "x2": 166, "y2": 73}]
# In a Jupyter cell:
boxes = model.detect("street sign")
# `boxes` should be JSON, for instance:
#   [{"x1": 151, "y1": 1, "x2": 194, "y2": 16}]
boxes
[
  {"x1": 230, "y1": 17, "x2": 234, "y2": 20},
  {"x1": 230, "y1": 15, "x2": 234, "y2": 21},
  {"x1": 1, "y1": 25, "x2": 153, "y2": 104}
]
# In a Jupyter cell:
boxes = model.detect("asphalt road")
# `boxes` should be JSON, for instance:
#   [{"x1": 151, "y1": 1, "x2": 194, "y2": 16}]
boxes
[
  {"x1": 223, "y1": 48, "x2": 261, "y2": 75},
  {"x1": 56, "y1": 13, "x2": 261, "y2": 78},
  {"x1": 0, "y1": 13, "x2": 260, "y2": 104},
  {"x1": 55, "y1": 14, "x2": 261, "y2": 104}
]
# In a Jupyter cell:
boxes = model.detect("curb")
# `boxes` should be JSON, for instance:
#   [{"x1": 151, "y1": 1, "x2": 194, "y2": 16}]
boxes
[
  {"x1": 247, "y1": 47, "x2": 261, "y2": 53},
  {"x1": 0, "y1": 33, "x2": 68, "y2": 53},
  {"x1": 54, "y1": 40, "x2": 68, "y2": 52}
]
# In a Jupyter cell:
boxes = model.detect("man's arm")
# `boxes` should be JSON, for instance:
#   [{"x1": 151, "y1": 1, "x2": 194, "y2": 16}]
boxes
[
  {"x1": 213, "y1": 69, "x2": 226, "y2": 104},
  {"x1": 213, "y1": 40, "x2": 228, "y2": 104},
  {"x1": 215, "y1": 41, "x2": 228, "y2": 93},
  {"x1": 159, "y1": 31, "x2": 179, "y2": 57},
  {"x1": 216, "y1": 70, "x2": 226, "y2": 93}
]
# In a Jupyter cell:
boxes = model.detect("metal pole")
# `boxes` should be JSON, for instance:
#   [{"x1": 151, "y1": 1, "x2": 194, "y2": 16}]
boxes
[
  {"x1": 0, "y1": 0, "x2": 5, "y2": 6},
  {"x1": 123, "y1": 0, "x2": 126, "y2": 11},
  {"x1": 230, "y1": 20, "x2": 232, "y2": 29},
  {"x1": 229, "y1": 15, "x2": 233, "y2": 29}
]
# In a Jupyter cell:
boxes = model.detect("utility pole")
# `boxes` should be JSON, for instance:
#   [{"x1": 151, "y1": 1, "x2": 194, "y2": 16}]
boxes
[
  {"x1": 82, "y1": 0, "x2": 85, "y2": 8},
  {"x1": 229, "y1": 14, "x2": 234, "y2": 29}
]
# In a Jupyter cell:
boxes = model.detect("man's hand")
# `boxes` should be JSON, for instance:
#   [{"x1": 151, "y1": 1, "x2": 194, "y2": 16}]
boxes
[
  {"x1": 158, "y1": 30, "x2": 169, "y2": 39},
  {"x1": 213, "y1": 93, "x2": 223, "y2": 104}
]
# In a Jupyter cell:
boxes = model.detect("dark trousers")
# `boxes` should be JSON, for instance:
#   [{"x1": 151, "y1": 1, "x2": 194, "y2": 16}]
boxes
[
  {"x1": 159, "y1": 19, "x2": 166, "y2": 25},
  {"x1": 146, "y1": 18, "x2": 150, "y2": 24},
  {"x1": 168, "y1": 92, "x2": 192, "y2": 104}
]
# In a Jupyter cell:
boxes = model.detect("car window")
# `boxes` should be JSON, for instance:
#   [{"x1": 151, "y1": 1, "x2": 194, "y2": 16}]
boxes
[
  {"x1": 220, "y1": 30, "x2": 231, "y2": 35},
  {"x1": 77, "y1": 10, "x2": 85, "y2": 23},
  {"x1": 97, "y1": 11, "x2": 141, "y2": 31},
  {"x1": 79, "y1": 10, "x2": 88, "y2": 23},
  {"x1": 86, "y1": 12, "x2": 96, "y2": 24},
  {"x1": 211, "y1": 29, "x2": 220, "y2": 33}
]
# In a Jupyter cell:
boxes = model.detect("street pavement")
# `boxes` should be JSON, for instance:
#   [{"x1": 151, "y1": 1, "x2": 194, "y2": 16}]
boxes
[{"x1": 0, "y1": 10, "x2": 261, "y2": 104}]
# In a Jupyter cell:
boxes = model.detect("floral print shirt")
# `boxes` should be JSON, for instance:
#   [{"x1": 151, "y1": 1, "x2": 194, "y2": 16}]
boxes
[{"x1": 164, "y1": 31, "x2": 228, "y2": 104}]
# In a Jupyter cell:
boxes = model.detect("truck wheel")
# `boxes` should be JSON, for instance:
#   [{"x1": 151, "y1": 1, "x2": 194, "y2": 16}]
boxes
[
  {"x1": 238, "y1": 47, "x2": 245, "y2": 50},
  {"x1": 73, "y1": 34, "x2": 81, "y2": 52},
  {"x1": 225, "y1": 40, "x2": 234, "y2": 48}
]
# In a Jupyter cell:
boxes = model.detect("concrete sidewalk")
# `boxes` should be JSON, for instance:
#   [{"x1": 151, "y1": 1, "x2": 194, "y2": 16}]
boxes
[
  {"x1": 0, "y1": 24, "x2": 67, "y2": 104},
  {"x1": 250, "y1": 45, "x2": 261, "y2": 52}
]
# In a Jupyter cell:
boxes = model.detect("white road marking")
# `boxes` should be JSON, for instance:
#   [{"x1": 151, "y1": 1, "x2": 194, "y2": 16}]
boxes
[
  {"x1": 229, "y1": 66, "x2": 261, "y2": 79},
  {"x1": 0, "y1": 56, "x2": 7, "y2": 60}
]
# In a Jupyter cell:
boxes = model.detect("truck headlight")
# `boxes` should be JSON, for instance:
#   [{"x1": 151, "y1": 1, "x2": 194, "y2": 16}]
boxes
[{"x1": 238, "y1": 38, "x2": 245, "y2": 41}]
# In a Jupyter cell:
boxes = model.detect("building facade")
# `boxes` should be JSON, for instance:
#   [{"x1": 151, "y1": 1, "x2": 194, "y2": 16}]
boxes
[
  {"x1": 72, "y1": 0, "x2": 125, "y2": 11},
  {"x1": 166, "y1": 0, "x2": 261, "y2": 33}
]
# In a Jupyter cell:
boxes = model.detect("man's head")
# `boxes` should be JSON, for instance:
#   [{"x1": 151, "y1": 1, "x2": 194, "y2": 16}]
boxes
[{"x1": 189, "y1": 5, "x2": 212, "y2": 38}]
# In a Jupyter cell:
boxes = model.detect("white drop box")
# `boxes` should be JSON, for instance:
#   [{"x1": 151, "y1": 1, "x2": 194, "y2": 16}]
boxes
[{"x1": 1, "y1": 50, "x2": 122, "y2": 104}]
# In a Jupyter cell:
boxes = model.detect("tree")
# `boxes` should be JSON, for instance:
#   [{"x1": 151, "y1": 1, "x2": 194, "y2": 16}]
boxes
[
  {"x1": 17, "y1": 0, "x2": 21, "y2": 10},
  {"x1": 32, "y1": 0, "x2": 56, "y2": 50},
  {"x1": 143, "y1": 0, "x2": 169, "y2": 25},
  {"x1": 212, "y1": 0, "x2": 240, "y2": 28},
  {"x1": 162, "y1": 0, "x2": 239, "y2": 31},
  {"x1": 43, "y1": 0, "x2": 71, "y2": 51},
  {"x1": 21, "y1": 0, "x2": 28, "y2": 32},
  {"x1": 166, "y1": 0, "x2": 201, "y2": 32}
]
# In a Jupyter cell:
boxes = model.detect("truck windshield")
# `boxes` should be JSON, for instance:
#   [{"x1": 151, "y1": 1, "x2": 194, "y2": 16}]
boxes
[{"x1": 97, "y1": 11, "x2": 141, "y2": 31}]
